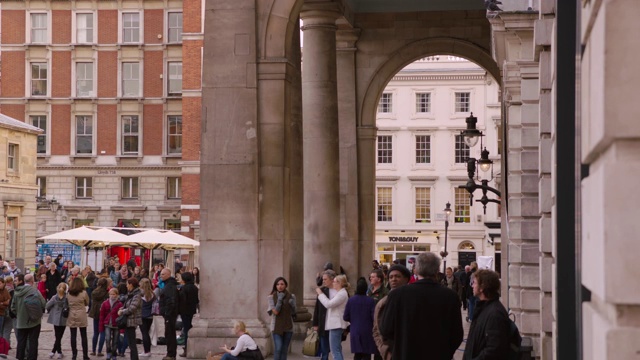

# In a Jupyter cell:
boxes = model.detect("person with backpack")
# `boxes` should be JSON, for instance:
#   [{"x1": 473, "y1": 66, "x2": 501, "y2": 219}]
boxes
[
  {"x1": 11, "y1": 273, "x2": 46, "y2": 360},
  {"x1": 463, "y1": 269, "x2": 512, "y2": 360}
]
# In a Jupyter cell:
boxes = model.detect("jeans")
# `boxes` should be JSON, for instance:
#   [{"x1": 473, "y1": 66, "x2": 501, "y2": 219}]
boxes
[
  {"x1": 140, "y1": 318, "x2": 153, "y2": 353},
  {"x1": 164, "y1": 315, "x2": 177, "y2": 357},
  {"x1": 92, "y1": 317, "x2": 105, "y2": 353},
  {"x1": 220, "y1": 354, "x2": 238, "y2": 360},
  {"x1": 272, "y1": 331, "x2": 293, "y2": 360},
  {"x1": 181, "y1": 314, "x2": 193, "y2": 349},
  {"x1": 117, "y1": 332, "x2": 128, "y2": 355},
  {"x1": 318, "y1": 332, "x2": 330, "y2": 360},
  {"x1": 328, "y1": 329, "x2": 344, "y2": 360},
  {"x1": 52, "y1": 325, "x2": 66, "y2": 354},
  {"x1": 1, "y1": 313, "x2": 13, "y2": 344},
  {"x1": 70, "y1": 327, "x2": 89, "y2": 359},
  {"x1": 468, "y1": 296, "x2": 477, "y2": 320},
  {"x1": 125, "y1": 327, "x2": 139, "y2": 360},
  {"x1": 16, "y1": 324, "x2": 40, "y2": 360},
  {"x1": 105, "y1": 327, "x2": 118, "y2": 359}
]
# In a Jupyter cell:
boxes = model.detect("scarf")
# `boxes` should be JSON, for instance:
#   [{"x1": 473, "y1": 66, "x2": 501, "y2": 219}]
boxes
[
  {"x1": 446, "y1": 276, "x2": 454, "y2": 289},
  {"x1": 272, "y1": 290, "x2": 293, "y2": 336}
]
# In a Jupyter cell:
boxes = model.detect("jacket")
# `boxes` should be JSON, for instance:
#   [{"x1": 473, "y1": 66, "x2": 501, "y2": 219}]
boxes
[
  {"x1": 121, "y1": 287, "x2": 143, "y2": 328},
  {"x1": 11, "y1": 284, "x2": 46, "y2": 329},
  {"x1": 380, "y1": 279, "x2": 463, "y2": 360},
  {"x1": 89, "y1": 286, "x2": 108, "y2": 319},
  {"x1": 159, "y1": 277, "x2": 178, "y2": 318},
  {"x1": 312, "y1": 287, "x2": 330, "y2": 336},
  {"x1": 463, "y1": 298, "x2": 511, "y2": 360},
  {"x1": 99, "y1": 298, "x2": 122, "y2": 333},
  {"x1": 179, "y1": 282, "x2": 199, "y2": 317},
  {"x1": 317, "y1": 288, "x2": 349, "y2": 330},
  {"x1": 45, "y1": 270, "x2": 61, "y2": 299},
  {"x1": 343, "y1": 294, "x2": 377, "y2": 354},
  {"x1": 46, "y1": 294, "x2": 68, "y2": 327},
  {"x1": 0, "y1": 288, "x2": 10, "y2": 316},
  {"x1": 141, "y1": 293, "x2": 155, "y2": 319},
  {"x1": 67, "y1": 291, "x2": 89, "y2": 328},
  {"x1": 372, "y1": 295, "x2": 392, "y2": 360}
]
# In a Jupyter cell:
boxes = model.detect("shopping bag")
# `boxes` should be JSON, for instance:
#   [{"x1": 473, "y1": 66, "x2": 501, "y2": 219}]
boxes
[{"x1": 302, "y1": 328, "x2": 319, "y2": 356}]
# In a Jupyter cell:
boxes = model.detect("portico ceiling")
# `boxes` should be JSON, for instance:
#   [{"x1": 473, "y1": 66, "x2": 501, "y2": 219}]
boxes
[{"x1": 345, "y1": 0, "x2": 485, "y2": 13}]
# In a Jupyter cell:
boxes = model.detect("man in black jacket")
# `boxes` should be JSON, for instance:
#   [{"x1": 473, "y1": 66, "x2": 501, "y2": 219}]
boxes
[
  {"x1": 159, "y1": 268, "x2": 179, "y2": 360},
  {"x1": 178, "y1": 272, "x2": 199, "y2": 357},
  {"x1": 312, "y1": 269, "x2": 336, "y2": 360},
  {"x1": 380, "y1": 252, "x2": 463, "y2": 360},
  {"x1": 463, "y1": 269, "x2": 510, "y2": 359}
]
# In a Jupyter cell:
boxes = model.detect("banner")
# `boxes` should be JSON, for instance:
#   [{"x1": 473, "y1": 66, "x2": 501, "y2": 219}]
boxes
[{"x1": 36, "y1": 243, "x2": 82, "y2": 267}]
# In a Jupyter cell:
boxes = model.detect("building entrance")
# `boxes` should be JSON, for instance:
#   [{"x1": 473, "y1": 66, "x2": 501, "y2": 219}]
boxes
[{"x1": 458, "y1": 251, "x2": 477, "y2": 267}]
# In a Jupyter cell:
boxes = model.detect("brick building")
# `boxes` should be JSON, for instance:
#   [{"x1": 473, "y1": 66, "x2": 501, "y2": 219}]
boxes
[{"x1": 0, "y1": 0, "x2": 204, "y2": 261}]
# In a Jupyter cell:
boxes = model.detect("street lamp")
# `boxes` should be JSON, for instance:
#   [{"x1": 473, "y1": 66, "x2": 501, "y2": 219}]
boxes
[
  {"x1": 439, "y1": 202, "x2": 452, "y2": 274},
  {"x1": 49, "y1": 197, "x2": 60, "y2": 213},
  {"x1": 459, "y1": 113, "x2": 501, "y2": 214}
]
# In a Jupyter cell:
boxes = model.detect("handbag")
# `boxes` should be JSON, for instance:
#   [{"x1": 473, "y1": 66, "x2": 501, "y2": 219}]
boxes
[
  {"x1": 341, "y1": 325, "x2": 350, "y2": 342},
  {"x1": 62, "y1": 298, "x2": 69, "y2": 318},
  {"x1": 116, "y1": 313, "x2": 128, "y2": 329},
  {"x1": 302, "y1": 328, "x2": 319, "y2": 356}
]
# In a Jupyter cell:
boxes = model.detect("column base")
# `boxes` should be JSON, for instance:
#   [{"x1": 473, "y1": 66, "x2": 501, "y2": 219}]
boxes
[{"x1": 186, "y1": 318, "x2": 271, "y2": 359}]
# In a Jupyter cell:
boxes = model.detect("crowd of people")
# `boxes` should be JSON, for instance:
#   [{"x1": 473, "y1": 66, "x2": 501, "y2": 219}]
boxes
[{"x1": 0, "y1": 255, "x2": 200, "y2": 360}]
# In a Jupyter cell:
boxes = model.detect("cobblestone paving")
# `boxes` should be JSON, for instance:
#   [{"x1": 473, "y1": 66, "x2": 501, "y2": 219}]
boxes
[{"x1": 4, "y1": 310, "x2": 470, "y2": 359}]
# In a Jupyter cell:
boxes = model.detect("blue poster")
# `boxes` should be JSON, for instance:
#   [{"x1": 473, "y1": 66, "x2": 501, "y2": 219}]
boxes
[{"x1": 37, "y1": 243, "x2": 82, "y2": 267}]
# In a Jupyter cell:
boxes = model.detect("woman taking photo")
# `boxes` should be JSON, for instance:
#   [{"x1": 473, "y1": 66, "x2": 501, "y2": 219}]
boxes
[
  {"x1": 89, "y1": 278, "x2": 109, "y2": 356},
  {"x1": 315, "y1": 274, "x2": 350, "y2": 360},
  {"x1": 139, "y1": 278, "x2": 155, "y2": 357},
  {"x1": 46, "y1": 283, "x2": 68, "y2": 359},
  {"x1": 117, "y1": 278, "x2": 142, "y2": 360},
  {"x1": 68, "y1": 277, "x2": 90, "y2": 360},
  {"x1": 267, "y1": 277, "x2": 296, "y2": 360}
]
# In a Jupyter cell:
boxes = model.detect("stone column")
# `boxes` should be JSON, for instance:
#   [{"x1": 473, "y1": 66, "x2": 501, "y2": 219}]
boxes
[
  {"x1": 300, "y1": 3, "x2": 342, "y2": 305},
  {"x1": 336, "y1": 28, "x2": 361, "y2": 281},
  {"x1": 357, "y1": 126, "x2": 376, "y2": 279}
]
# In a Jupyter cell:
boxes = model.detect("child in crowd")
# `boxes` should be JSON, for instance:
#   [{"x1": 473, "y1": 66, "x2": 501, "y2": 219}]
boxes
[
  {"x1": 100, "y1": 288, "x2": 122, "y2": 360},
  {"x1": 38, "y1": 274, "x2": 47, "y2": 299}
]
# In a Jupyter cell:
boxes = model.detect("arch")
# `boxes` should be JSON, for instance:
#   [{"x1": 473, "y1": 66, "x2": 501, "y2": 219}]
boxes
[
  {"x1": 260, "y1": 0, "x2": 304, "y2": 59},
  {"x1": 359, "y1": 37, "x2": 501, "y2": 128},
  {"x1": 458, "y1": 241, "x2": 476, "y2": 250}
]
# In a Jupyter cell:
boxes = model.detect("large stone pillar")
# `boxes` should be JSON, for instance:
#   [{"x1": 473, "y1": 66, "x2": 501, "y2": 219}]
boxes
[
  {"x1": 300, "y1": 2, "x2": 342, "y2": 305},
  {"x1": 336, "y1": 28, "x2": 361, "y2": 281}
]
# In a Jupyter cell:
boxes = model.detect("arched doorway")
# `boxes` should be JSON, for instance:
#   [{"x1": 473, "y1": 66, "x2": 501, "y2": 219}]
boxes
[{"x1": 458, "y1": 241, "x2": 477, "y2": 267}]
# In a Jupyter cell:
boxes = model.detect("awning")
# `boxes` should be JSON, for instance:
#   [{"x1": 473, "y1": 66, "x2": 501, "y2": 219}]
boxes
[{"x1": 37, "y1": 226, "x2": 129, "y2": 248}]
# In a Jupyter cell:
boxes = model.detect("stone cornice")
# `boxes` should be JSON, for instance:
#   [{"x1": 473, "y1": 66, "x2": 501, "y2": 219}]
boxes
[
  {"x1": 37, "y1": 166, "x2": 181, "y2": 171},
  {"x1": 391, "y1": 74, "x2": 485, "y2": 82}
]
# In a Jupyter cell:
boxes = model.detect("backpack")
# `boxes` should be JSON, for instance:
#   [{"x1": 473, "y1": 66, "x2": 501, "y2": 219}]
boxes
[
  {"x1": 508, "y1": 313, "x2": 523, "y2": 360},
  {"x1": 24, "y1": 292, "x2": 44, "y2": 323}
]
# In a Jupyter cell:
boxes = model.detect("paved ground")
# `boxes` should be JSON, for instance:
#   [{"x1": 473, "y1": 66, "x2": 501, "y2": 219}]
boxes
[{"x1": 4, "y1": 310, "x2": 471, "y2": 359}]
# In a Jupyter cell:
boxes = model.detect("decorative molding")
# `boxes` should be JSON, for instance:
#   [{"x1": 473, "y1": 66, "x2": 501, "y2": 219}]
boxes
[
  {"x1": 37, "y1": 166, "x2": 181, "y2": 171},
  {"x1": 391, "y1": 74, "x2": 485, "y2": 82}
]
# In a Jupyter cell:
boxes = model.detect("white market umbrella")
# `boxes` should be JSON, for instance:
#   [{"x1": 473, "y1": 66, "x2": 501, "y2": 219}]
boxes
[{"x1": 38, "y1": 226, "x2": 127, "y2": 248}]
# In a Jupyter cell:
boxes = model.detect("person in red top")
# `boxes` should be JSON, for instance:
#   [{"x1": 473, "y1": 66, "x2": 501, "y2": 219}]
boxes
[
  {"x1": 100, "y1": 288, "x2": 123, "y2": 360},
  {"x1": 37, "y1": 274, "x2": 47, "y2": 299}
]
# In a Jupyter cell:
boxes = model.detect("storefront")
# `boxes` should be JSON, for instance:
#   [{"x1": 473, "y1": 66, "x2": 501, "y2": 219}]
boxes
[{"x1": 375, "y1": 233, "x2": 438, "y2": 268}]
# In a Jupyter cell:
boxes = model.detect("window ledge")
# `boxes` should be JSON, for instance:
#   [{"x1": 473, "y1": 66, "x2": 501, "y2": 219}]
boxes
[
  {"x1": 116, "y1": 156, "x2": 143, "y2": 164},
  {"x1": 71, "y1": 155, "x2": 96, "y2": 164}
]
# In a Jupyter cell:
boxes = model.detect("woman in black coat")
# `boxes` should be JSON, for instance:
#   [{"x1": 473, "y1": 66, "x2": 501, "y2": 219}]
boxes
[{"x1": 46, "y1": 263, "x2": 61, "y2": 300}]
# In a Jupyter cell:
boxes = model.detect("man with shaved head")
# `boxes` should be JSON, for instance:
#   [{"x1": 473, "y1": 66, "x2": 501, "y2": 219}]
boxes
[
  {"x1": 160, "y1": 268, "x2": 179, "y2": 360},
  {"x1": 12, "y1": 273, "x2": 46, "y2": 360}
]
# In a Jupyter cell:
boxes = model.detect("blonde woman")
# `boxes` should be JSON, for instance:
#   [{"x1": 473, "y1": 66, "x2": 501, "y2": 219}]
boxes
[
  {"x1": 315, "y1": 274, "x2": 350, "y2": 360},
  {"x1": 46, "y1": 282, "x2": 68, "y2": 359},
  {"x1": 139, "y1": 278, "x2": 155, "y2": 357},
  {"x1": 68, "y1": 277, "x2": 90, "y2": 360},
  {"x1": 216, "y1": 321, "x2": 260, "y2": 360}
]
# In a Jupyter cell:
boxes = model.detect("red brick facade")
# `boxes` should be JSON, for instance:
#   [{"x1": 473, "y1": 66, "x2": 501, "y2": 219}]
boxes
[
  {"x1": 97, "y1": 104, "x2": 117, "y2": 155},
  {"x1": 0, "y1": 1, "x2": 203, "y2": 241},
  {"x1": 52, "y1": 10, "x2": 71, "y2": 44},
  {"x1": 51, "y1": 51, "x2": 71, "y2": 98}
]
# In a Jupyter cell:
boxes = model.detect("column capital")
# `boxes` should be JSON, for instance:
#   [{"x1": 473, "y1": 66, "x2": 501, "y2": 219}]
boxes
[
  {"x1": 357, "y1": 126, "x2": 377, "y2": 140},
  {"x1": 336, "y1": 28, "x2": 361, "y2": 49},
  {"x1": 300, "y1": 0, "x2": 343, "y2": 29}
]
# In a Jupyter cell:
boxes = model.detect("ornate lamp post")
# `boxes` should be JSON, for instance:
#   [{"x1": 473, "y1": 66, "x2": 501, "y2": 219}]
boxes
[
  {"x1": 439, "y1": 202, "x2": 452, "y2": 273},
  {"x1": 459, "y1": 113, "x2": 501, "y2": 213}
]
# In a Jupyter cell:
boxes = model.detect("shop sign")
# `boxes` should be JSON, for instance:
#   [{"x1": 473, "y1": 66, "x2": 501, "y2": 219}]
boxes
[{"x1": 388, "y1": 236, "x2": 419, "y2": 242}]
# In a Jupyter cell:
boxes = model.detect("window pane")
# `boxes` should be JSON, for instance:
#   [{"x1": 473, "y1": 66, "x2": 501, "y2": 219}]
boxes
[
  {"x1": 455, "y1": 135, "x2": 470, "y2": 164},
  {"x1": 76, "y1": 63, "x2": 93, "y2": 97},
  {"x1": 415, "y1": 135, "x2": 431, "y2": 164},
  {"x1": 415, "y1": 187, "x2": 431, "y2": 223},
  {"x1": 167, "y1": 116, "x2": 182, "y2": 154},
  {"x1": 77, "y1": 14, "x2": 93, "y2": 43},
  {"x1": 168, "y1": 62, "x2": 182, "y2": 95},
  {"x1": 377, "y1": 93, "x2": 392, "y2": 113},
  {"x1": 76, "y1": 116, "x2": 93, "y2": 154},
  {"x1": 168, "y1": 13, "x2": 183, "y2": 42},
  {"x1": 167, "y1": 177, "x2": 181, "y2": 199},
  {"x1": 31, "y1": 63, "x2": 47, "y2": 96},
  {"x1": 454, "y1": 188, "x2": 471, "y2": 223},
  {"x1": 377, "y1": 187, "x2": 392, "y2": 222},
  {"x1": 377, "y1": 135, "x2": 392, "y2": 164},
  {"x1": 455, "y1": 92, "x2": 471, "y2": 112},
  {"x1": 31, "y1": 116, "x2": 47, "y2": 154},
  {"x1": 415, "y1": 93, "x2": 430, "y2": 113}
]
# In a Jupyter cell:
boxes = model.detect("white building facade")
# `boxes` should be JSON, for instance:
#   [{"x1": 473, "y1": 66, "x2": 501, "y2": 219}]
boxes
[{"x1": 375, "y1": 56, "x2": 502, "y2": 272}]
